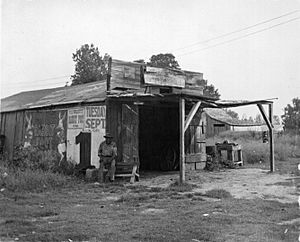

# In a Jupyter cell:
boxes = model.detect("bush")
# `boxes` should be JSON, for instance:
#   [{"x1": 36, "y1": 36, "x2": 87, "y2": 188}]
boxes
[
  {"x1": 0, "y1": 146, "x2": 77, "y2": 192},
  {"x1": 9, "y1": 145, "x2": 75, "y2": 175}
]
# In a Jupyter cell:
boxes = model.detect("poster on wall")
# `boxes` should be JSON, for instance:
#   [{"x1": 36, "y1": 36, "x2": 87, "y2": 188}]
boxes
[
  {"x1": 24, "y1": 110, "x2": 67, "y2": 164},
  {"x1": 68, "y1": 108, "x2": 84, "y2": 129},
  {"x1": 66, "y1": 105, "x2": 106, "y2": 168}
]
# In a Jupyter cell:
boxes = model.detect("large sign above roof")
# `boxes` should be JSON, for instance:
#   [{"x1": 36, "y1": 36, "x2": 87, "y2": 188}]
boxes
[{"x1": 144, "y1": 66, "x2": 186, "y2": 88}]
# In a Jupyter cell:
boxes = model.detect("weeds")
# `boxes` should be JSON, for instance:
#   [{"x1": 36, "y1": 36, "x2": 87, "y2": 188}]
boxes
[
  {"x1": 207, "y1": 131, "x2": 300, "y2": 163},
  {"x1": 0, "y1": 167, "x2": 71, "y2": 192},
  {"x1": 204, "y1": 189, "x2": 232, "y2": 199}
]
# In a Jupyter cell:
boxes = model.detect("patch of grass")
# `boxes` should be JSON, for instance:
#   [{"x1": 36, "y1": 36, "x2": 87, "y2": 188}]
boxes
[
  {"x1": 1, "y1": 180, "x2": 299, "y2": 242},
  {"x1": 115, "y1": 182, "x2": 197, "y2": 204},
  {"x1": 116, "y1": 193, "x2": 160, "y2": 203},
  {"x1": 167, "y1": 180, "x2": 196, "y2": 192},
  {"x1": 0, "y1": 167, "x2": 72, "y2": 192},
  {"x1": 204, "y1": 189, "x2": 232, "y2": 199}
]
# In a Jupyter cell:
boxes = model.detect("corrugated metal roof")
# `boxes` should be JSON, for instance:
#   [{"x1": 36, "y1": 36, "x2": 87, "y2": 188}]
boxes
[{"x1": 1, "y1": 80, "x2": 107, "y2": 113}]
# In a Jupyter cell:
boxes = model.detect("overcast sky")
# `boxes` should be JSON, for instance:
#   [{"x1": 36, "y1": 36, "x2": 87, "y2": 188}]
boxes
[{"x1": 1, "y1": 0, "x2": 300, "y2": 118}]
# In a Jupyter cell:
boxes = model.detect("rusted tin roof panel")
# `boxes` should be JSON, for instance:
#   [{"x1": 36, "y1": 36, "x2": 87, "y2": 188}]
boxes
[{"x1": 1, "y1": 81, "x2": 107, "y2": 112}]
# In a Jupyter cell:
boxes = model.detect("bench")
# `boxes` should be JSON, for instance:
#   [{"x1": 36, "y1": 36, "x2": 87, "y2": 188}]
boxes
[{"x1": 115, "y1": 162, "x2": 139, "y2": 183}]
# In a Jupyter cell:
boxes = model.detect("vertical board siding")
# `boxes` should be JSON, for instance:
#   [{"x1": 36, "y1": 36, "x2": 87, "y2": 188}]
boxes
[
  {"x1": 121, "y1": 104, "x2": 139, "y2": 163},
  {"x1": 106, "y1": 101, "x2": 123, "y2": 162},
  {"x1": 4, "y1": 112, "x2": 17, "y2": 159},
  {"x1": 185, "y1": 109, "x2": 206, "y2": 163},
  {"x1": 14, "y1": 111, "x2": 25, "y2": 148}
]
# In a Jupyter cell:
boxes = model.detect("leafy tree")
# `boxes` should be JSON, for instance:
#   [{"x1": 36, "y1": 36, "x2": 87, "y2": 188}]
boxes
[
  {"x1": 200, "y1": 80, "x2": 220, "y2": 99},
  {"x1": 148, "y1": 53, "x2": 180, "y2": 69},
  {"x1": 225, "y1": 109, "x2": 239, "y2": 119},
  {"x1": 71, "y1": 44, "x2": 110, "y2": 85},
  {"x1": 273, "y1": 115, "x2": 280, "y2": 125},
  {"x1": 281, "y1": 97, "x2": 300, "y2": 132}
]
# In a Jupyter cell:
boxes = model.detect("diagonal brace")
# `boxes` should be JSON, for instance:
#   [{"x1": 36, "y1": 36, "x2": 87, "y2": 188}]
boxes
[
  {"x1": 257, "y1": 104, "x2": 274, "y2": 130},
  {"x1": 184, "y1": 101, "x2": 201, "y2": 132}
]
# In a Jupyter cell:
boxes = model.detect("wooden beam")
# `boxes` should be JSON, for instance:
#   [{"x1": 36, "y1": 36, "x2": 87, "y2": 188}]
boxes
[
  {"x1": 107, "y1": 57, "x2": 112, "y2": 91},
  {"x1": 179, "y1": 98, "x2": 185, "y2": 183},
  {"x1": 184, "y1": 101, "x2": 201, "y2": 132},
  {"x1": 269, "y1": 103, "x2": 275, "y2": 172},
  {"x1": 257, "y1": 104, "x2": 274, "y2": 130}
]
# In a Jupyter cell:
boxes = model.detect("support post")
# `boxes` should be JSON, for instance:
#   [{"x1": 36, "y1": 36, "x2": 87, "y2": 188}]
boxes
[
  {"x1": 257, "y1": 103, "x2": 275, "y2": 172},
  {"x1": 179, "y1": 97, "x2": 185, "y2": 183},
  {"x1": 106, "y1": 57, "x2": 112, "y2": 91},
  {"x1": 269, "y1": 103, "x2": 275, "y2": 172}
]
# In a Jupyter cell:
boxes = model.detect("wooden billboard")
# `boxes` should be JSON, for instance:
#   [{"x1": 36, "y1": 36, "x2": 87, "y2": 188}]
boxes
[{"x1": 144, "y1": 66, "x2": 186, "y2": 88}]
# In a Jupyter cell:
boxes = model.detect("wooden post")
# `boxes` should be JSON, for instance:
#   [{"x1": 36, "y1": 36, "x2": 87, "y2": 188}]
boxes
[
  {"x1": 179, "y1": 97, "x2": 185, "y2": 183},
  {"x1": 257, "y1": 104, "x2": 275, "y2": 172},
  {"x1": 107, "y1": 57, "x2": 112, "y2": 91},
  {"x1": 269, "y1": 103, "x2": 275, "y2": 172}
]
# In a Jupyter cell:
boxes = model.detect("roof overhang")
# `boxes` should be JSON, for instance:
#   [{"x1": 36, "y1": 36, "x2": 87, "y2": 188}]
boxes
[{"x1": 107, "y1": 92, "x2": 276, "y2": 109}]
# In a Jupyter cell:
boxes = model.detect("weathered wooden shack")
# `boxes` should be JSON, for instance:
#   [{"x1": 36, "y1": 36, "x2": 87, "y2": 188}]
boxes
[
  {"x1": 0, "y1": 81, "x2": 107, "y2": 169},
  {"x1": 106, "y1": 59, "x2": 208, "y2": 171},
  {"x1": 0, "y1": 59, "x2": 208, "y2": 171},
  {"x1": 1, "y1": 59, "x2": 277, "y2": 179},
  {"x1": 204, "y1": 108, "x2": 262, "y2": 137}
]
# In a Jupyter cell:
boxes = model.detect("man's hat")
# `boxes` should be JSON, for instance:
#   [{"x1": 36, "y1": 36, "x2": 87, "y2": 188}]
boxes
[{"x1": 104, "y1": 133, "x2": 113, "y2": 138}]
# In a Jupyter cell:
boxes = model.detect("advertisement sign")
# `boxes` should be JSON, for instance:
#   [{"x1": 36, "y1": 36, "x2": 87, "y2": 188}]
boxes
[
  {"x1": 68, "y1": 108, "x2": 84, "y2": 129},
  {"x1": 85, "y1": 106, "x2": 106, "y2": 131},
  {"x1": 67, "y1": 105, "x2": 106, "y2": 168}
]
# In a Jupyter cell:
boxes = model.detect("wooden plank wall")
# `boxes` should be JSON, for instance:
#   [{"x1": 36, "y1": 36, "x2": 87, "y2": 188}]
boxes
[
  {"x1": 106, "y1": 101, "x2": 123, "y2": 162},
  {"x1": 110, "y1": 60, "x2": 143, "y2": 90},
  {"x1": 106, "y1": 100, "x2": 140, "y2": 164},
  {"x1": 144, "y1": 67, "x2": 186, "y2": 88},
  {"x1": 182, "y1": 71, "x2": 204, "y2": 96},
  {"x1": 121, "y1": 104, "x2": 139, "y2": 163},
  {"x1": 0, "y1": 111, "x2": 25, "y2": 159},
  {"x1": 185, "y1": 109, "x2": 206, "y2": 165}
]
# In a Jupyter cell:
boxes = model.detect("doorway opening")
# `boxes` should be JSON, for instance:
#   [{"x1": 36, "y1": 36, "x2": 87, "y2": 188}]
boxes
[{"x1": 139, "y1": 105, "x2": 179, "y2": 171}]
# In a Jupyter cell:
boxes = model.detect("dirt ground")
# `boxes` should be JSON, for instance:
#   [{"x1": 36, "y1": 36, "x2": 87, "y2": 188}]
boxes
[
  {"x1": 139, "y1": 167, "x2": 299, "y2": 204},
  {"x1": 0, "y1": 159, "x2": 299, "y2": 242}
]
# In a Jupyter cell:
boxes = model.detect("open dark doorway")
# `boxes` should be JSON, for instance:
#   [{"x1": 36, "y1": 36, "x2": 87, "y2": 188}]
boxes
[{"x1": 139, "y1": 105, "x2": 179, "y2": 171}]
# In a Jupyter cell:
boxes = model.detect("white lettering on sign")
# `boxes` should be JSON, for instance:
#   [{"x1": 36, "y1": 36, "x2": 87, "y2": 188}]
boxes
[
  {"x1": 85, "y1": 106, "x2": 106, "y2": 131},
  {"x1": 68, "y1": 109, "x2": 84, "y2": 129}
]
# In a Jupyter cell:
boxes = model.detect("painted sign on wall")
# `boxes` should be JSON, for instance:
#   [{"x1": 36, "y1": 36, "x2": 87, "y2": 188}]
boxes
[
  {"x1": 24, "y1": 110, "x2": 67, "y2": 163},
  {"x1": 85, "y1": 106, "x2": 106, "y2": 131}
]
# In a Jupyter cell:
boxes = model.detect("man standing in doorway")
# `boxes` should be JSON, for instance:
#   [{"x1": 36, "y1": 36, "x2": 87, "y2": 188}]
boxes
[{"x1": 98, "y1": 133, "x2": 117, "y2": 182}]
